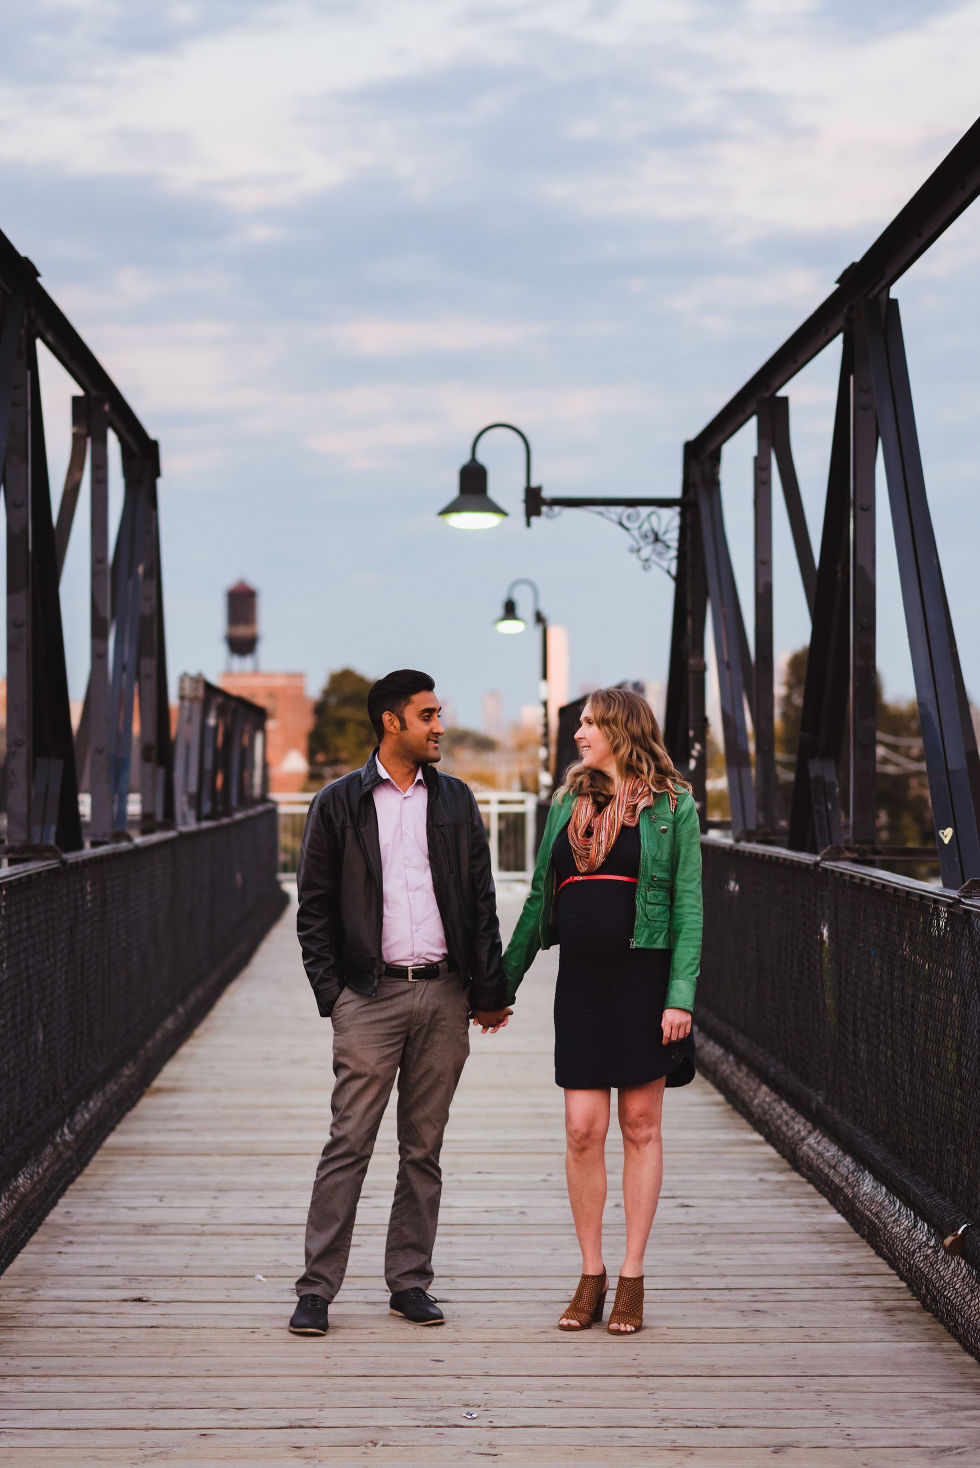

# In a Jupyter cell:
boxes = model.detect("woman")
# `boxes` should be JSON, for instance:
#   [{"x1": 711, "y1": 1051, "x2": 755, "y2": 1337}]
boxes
[{"x1": 502, "y1": 687, "x2": 701, "y2": 1334}]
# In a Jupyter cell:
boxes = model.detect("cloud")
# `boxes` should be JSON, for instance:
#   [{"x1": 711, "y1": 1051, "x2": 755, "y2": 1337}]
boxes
[
  {"x1": 5, "y1": 0, "x2": 980, "y2": 718},
  {"x1": 665, "y1": 267, "x2": 828, "y2": 336},
  {"x1": 317, "y1": 316, "x2": 546, "y2": 357},
  {"x1": 305, "y1": 382, "x2": 656, "y2": 468},
  {"x1": 2, "y1": 0, "x2": 977, "y2": 234}
]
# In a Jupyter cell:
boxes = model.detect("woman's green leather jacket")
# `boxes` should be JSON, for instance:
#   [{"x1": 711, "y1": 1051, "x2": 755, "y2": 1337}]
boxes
[{"x1": 502, "y1": 787, "x2": 703, "y2": 1012}]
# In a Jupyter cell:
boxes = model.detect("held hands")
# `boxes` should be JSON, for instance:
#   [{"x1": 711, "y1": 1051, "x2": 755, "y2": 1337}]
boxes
[
  {"x1": 470, "y1": 1006, "x2": 513, "y2": 1035},
  {"x1": 662, "y1": 1007, "x2": 692, "y2": 1045}
]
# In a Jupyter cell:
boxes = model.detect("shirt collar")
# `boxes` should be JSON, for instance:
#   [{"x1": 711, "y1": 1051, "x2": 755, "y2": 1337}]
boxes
[{"x1": 375, "y1": 757, "x2": 424, "y2": 790}]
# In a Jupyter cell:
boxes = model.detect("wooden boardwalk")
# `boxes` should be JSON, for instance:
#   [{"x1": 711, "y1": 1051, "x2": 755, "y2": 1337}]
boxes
[{"x1": 1, "y1": 889, "x2": 978, "y2": 1465}]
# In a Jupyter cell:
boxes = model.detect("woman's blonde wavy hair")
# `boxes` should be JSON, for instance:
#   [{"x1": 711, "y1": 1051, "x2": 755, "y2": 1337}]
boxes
[{"x1": 557, "y1": 686, "x2": 692, "y2": 803}]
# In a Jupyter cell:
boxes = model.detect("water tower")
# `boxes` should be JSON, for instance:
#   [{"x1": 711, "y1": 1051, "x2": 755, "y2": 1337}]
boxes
[{"x1": 226, "y1": 580, "x2": 259, "y2": 669}]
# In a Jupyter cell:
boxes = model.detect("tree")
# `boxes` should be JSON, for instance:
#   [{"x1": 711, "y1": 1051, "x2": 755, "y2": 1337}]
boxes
[
  {"x1": 438, "y1": 728, "x2": 504, "y2": 790},
  {"x1": 775, "y1": 647, "x2": 808, "y2": 765},
  {"x1": 308, "y1": 667, "x2": 375, "y2": 775},
  {"x1": 773, "y1": 648, "x2": 932, "y2": 854}
]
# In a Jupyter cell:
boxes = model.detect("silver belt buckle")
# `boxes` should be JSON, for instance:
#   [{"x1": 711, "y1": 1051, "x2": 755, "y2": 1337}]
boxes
[{"x1": 406, "y1": 965, "x2": 421, "y2": 982}]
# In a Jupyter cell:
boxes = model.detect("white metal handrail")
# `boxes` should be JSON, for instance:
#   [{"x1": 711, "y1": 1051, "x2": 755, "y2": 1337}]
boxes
[{"x1": 272, "y1": 787, "x2": 537, "y2": 882}]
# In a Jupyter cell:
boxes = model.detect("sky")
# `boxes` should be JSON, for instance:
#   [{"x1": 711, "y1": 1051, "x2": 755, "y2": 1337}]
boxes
[{"x1": 2, "y1": 0, "x2": 979, "y2": 730}]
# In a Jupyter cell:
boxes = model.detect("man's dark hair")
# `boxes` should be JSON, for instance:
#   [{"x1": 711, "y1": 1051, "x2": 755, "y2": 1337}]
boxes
[{"x1": 367, "y1": 669, "x2": 436, "y2": 741}]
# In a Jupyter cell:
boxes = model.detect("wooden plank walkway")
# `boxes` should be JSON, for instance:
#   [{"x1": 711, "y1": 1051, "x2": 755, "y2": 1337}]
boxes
[{"x1": 1, "y1": 888, "x2": 978, "y2": 1465}]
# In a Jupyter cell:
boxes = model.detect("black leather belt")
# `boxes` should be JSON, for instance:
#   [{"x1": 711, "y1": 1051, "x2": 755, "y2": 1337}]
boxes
[{"x1": 383, "y1": 959, "x2": 451, "y2": 982}]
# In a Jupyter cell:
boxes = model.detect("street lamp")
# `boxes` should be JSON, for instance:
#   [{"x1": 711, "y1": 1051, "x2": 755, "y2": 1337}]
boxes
[
  {"x1": 439, "y1": 420, "x2": 684, "y2": 572},
  {"x1": 438, "y1": 423, "x2": 536, "y2": 529},
  {"x1": 495, "y1": 578, "x2": 551, "y2": 798},
  {"x1": 494, "y1": 597, "x2": 526, "y2": 634},
  {"x1": 441, "y1": 422, "x2": 695, "y2": 818}
]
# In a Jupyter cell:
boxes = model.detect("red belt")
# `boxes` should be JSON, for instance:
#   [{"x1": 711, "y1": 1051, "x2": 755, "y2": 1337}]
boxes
[{"x1": 558, "y1": 874, "x2": 638, "y2": 893}]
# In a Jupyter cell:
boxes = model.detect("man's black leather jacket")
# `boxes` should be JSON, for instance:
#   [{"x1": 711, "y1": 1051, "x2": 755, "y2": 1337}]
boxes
[{"x1": 296, "y1": 752, "x2": 507, "y2": 1017}]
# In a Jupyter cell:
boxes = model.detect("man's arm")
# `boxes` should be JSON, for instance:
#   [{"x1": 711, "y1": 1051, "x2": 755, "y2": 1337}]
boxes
[
  {"x1": 470, "y1": 1005, "x2": 513, "y2": 1034},
  {"x1": 464, "y1": 786, "x2": 508, "y2": 1013},
  {"x1": 296, "y1": 794, "x2": 343, "y2": 1017}
]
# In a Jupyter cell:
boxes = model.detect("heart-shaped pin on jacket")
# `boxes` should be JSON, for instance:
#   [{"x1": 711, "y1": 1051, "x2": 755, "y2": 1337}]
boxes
[{"x1": 939, "y1": 827, "x2": 953, "y2": 844}]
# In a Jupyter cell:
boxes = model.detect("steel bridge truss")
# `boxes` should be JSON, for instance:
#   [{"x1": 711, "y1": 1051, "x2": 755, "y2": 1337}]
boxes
[
  {"x1": 0, "y1": 232, "x2": 266, "y2": 857},
  {"x1": 0, "y1": 236, "x2": 171, "y2": 853},
  {"x1": 663, "y1": 117, "x2": 980, "y2": 892}
]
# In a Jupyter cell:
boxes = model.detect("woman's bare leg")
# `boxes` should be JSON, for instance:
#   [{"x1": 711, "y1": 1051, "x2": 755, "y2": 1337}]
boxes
[
  {"x1": 561, "y1": 1088, "x2": 611, "y2": 1324},
  {"x1": 612, "y1": 1077, "x2": 666, "y2": 1331}
]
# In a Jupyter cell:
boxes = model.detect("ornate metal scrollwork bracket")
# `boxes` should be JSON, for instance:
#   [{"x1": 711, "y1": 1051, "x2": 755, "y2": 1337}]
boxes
[{"x1": 539, "y1": 502, "x2": 681, "y2": 578}]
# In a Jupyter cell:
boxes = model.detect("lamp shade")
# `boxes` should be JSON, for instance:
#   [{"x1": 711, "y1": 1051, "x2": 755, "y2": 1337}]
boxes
[
  {"x1": 438, "y1": 457, "x2": 508, "y2": 529},
  {"x1": 495, "y1": 596, "x2": 526, "y2": 634}
]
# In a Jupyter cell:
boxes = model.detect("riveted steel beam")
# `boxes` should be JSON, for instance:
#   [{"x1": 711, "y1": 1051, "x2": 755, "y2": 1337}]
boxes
[
  {"x1": 0, "y1": 227, "x2": 157, "y2": 466},
  {"x1": 863, "y1": 296, "x2": 980, "y2": 885},
  {"x1": 788, "y1": 336, "x2": 853, "y2": 853},
  {"x1": 687, "y1": 117, "x2": 980, "y2": 463},
  {"x1": 694, "y1": 452, "x2": 755, "y2": 837}
]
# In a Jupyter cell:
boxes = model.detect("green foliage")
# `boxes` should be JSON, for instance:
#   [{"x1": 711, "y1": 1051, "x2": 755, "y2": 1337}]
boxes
[
  {"x1": 308, "y1": 667, "x2": 375, "y2": 774},
  {"x1": 775, "y1": 648, "x2": 932, "y2": 851},
  {"x1": 776, "y1": 647, "x2": 808, "y2": 761},
  {"x1": 441, "y1": 728, "x2": 498, "y2": 756}
]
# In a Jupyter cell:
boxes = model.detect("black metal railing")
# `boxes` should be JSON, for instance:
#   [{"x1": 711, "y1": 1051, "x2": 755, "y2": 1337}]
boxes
[
  {"x1": 173, "y1": 675, "x2": 268, "y2": 826},
  {"x1": 652, "y1": 115, "x2": 980, "y2": 1359},
  {"x1": 698, "y1": 838, "x2": 980, "y2": 1356},
  {"x1": 0, "y1": 806, "x2": 288, "y2": 1271},
  {"x1": 0, "y1": 225, "x2": 290, "y2": 1270}
]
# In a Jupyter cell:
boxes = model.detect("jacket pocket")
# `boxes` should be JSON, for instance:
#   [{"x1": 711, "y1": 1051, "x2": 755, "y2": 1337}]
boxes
[
  {"x1": 643, "y1": 876, "x2": 671, "y2": 907},
  {"x1": 641, "y1": 879, "x2": 671, "y2": 941}
]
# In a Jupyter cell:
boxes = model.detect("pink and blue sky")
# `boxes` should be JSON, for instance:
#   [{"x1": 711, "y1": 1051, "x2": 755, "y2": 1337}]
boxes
[{"x1": 2, "y1": 0, "x2": 978, "y2": 726}]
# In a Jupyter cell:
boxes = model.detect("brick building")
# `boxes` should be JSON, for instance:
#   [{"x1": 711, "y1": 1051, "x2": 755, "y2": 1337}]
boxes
[{"x1": 218, "y1": 671, "x2": 314, "y2": 793}]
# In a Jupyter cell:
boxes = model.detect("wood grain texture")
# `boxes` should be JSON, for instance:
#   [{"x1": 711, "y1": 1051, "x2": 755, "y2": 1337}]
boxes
[{"x1": 1, "y1": 885, "x2": 977, "y2": 1466}]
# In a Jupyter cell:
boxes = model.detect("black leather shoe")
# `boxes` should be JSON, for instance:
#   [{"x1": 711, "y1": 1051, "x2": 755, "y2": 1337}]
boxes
[
  {"x1": 289, "y1": 1293, "x2": 330, "y2": 1334},
  {"x1": 389, "y1": 1287, "x2": 445, "y2": 1325}
]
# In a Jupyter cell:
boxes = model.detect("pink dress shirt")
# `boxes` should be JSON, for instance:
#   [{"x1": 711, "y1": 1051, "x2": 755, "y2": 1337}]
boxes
[{"x1": 373, "y1": 760, "x2": 449, "y2": 965}]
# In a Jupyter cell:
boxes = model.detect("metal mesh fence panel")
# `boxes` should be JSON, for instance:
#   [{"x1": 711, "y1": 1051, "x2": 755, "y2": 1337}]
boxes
[
  {"x1": 0, "y1": 806, "x2": 288, "y2": 1269},
  {"x1": 698, "y1": 838, "x2": 980, "y2": 1355}
]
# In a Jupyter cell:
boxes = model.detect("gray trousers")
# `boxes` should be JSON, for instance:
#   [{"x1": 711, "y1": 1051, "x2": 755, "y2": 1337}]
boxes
[{"x1": 296, "y1": 970, "x2": 471, "y2": 1301}]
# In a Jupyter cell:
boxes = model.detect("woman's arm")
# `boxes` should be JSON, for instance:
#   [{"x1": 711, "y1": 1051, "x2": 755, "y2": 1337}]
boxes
[
  {"x1": 665, "y1": 793, "x2": 703, "y2": 1013},
  {"x1": 501, "y1": 797, "x2": 565, "y2": 1003}
]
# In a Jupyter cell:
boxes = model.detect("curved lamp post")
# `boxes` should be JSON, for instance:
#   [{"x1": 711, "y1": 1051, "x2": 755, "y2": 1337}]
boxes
[
  {"x1": 439, "y1": 420, "x2": 683, "y2": 570},
  {"x1": 495, "y1": 578, "x2": 551, "y2": 798},
  {"x1": 438, "y1": 422, "x2": 538, "y2": 529}
]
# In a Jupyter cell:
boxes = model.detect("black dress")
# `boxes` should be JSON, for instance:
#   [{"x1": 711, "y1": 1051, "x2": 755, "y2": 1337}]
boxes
[{"x1": 552, "y1": 821, "x2": 696, "y2": 1090}]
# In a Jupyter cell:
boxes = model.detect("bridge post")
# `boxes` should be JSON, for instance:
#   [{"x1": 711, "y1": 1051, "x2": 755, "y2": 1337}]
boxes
[
  {"x1": 137, "y1": 458, "x2": 171, "y2": 830},
  {"x1": 693, "y1": 449, "x2": 755, "y2": 837},
  {"x1": 862, "y1": 295, "x2": 980, "y2": 887},
  {"x1": 4, "y1": 311, "x2": 32, "y2": 845},
  {"x1": 849, "y1": 310, "x2": 878, "y2": 845},
  {"x1": 753, "y1": 399, "x2": 781, "y2": 833},
  {"x1": 788, "y1": 334, "x2": 853, "y2": 852},
  {"x1": 664, "y1": 453, "x2": 708, "y2": 824},
  {"x1": 174, "y1": 674, "x2": 204, "y2": 826},
  {"x1": 89, "y1": 395, "x2": 112, "y2": 844},
  {"x1": 27, "y1": 336, "x2": 81, "y2": 850},
  {"x1": 108, "y1": 464, "x2": 146, "y2": 830}
]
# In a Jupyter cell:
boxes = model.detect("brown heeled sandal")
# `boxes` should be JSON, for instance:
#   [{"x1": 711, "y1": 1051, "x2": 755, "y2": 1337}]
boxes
[
  {"x1": 607, "y1": 1274, "x2": 644, "y2": 1333},
  {"x1": 557, "y1": 1269, "x2": 608, "y2": 1330}
]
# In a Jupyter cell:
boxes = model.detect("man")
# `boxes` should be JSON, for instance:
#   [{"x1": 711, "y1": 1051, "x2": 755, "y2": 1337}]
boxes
[{"x1": 290, "y1": 669, "x2": 512, "y2": 1334}]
